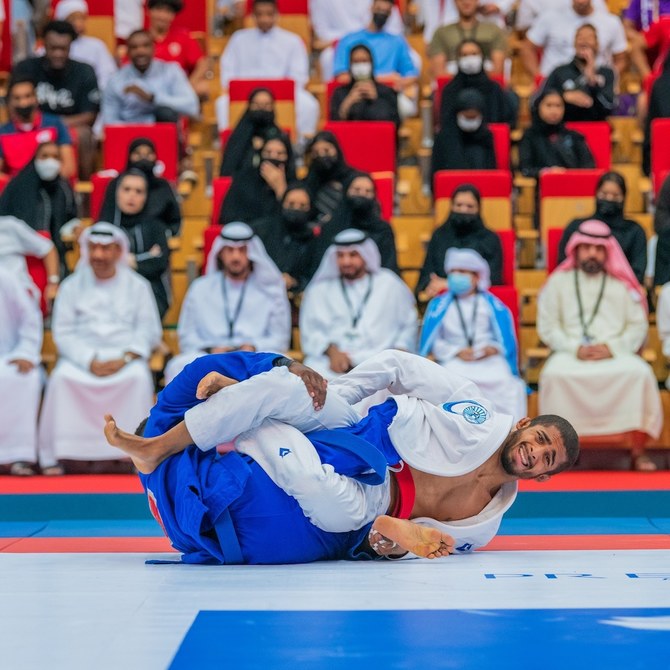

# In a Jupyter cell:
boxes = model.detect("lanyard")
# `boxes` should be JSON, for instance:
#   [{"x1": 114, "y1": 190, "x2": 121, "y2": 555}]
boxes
[
  {"x1": 574, "y1": 270, "x2": 607, "y2": 343},
  {"x1": 453, "y1": 291, "x2": 479, "y2": 348},
  {"x1": 222, "y1": 276, "x2": 248, "y2": 339},
  {"x1": 340, "y1": 274, "x2": 373, "y2": 329}
]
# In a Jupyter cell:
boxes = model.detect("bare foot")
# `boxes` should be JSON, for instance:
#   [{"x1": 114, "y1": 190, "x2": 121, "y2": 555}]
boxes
[
  {"x1": 371, "y1": 515, "x2": 455, "y2": 559},
  {"x1": 104, "y1": 415, "x2": 163, "y2": 474},
  {"x1": 196, "y1": 372, "x2": 238, "y2": 400},
  {"x1": 632, "y1": 454, "x2": 658, "y2": 472}
]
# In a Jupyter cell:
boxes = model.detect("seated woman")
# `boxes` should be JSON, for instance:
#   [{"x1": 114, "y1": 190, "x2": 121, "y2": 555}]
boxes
[
  {"x1": 220, "y1": 87, "x2": 283, "y2": 177},
  {"x1": 558, "y1": 171, "x2": 647, "y2": 283},
  {"x1": 318, "y1": 171, "x2": 399, "y2": 274},
  {"x1": 654, "y1": 172, "x2": 670, "y2": 235},
  {"x1": 99, "y1": 138, "x2": 182, "y2": 237},
  {"x1": 431, "y1": 89, "x2": 498, "y2": 184},
  {"x1": 439, "y1": 39, "x2": 517, "y2": 128},
  {"x1": 251, "y1": 183, "x2": 320, "y2": 293},
  {"x1": 329, "y1": 44, "x2": 400, "y2": 128},
  {"x1": 304, "y1": 131, "x2": 356, "y2": 225},
  {"x1": 518, "y1": 89, "x2": 595, "y2": 178},
  {"x1": 220, "y1": 132, "x2": 296, "y2": 225},
  {"x1": 0, "y1": 141, "x2": 78, "y2": 274},
  {"x1": 111, "y1": 169, "x2": 171, "y2": 318},
  {"x1": 416, "y1": 184, "x2": 503, "y2": 297}
]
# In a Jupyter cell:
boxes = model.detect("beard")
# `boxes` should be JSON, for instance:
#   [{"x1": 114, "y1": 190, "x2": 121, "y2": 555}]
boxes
[
  {"x1": 579, "y1": 259, "x2": 604, "y2": 275},
  {"x1": 500, "y1": 429, "x2": 522, "y2": 476}
]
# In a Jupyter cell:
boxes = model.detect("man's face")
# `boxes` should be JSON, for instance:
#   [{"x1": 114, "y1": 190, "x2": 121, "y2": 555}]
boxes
[
  {"x1": 89, "y1": 242, "x2": 122, "y2": 279},
  {"x1": 574, "y1": 27, "x2": 598, "y2": 61},
  {"x1": 44, "y1": 32, "x2": 73, "y2": 70},
  {"x1": 337, "y1": 249, "x2": 367, "y2": 281},
  {"x1": 572, "y1": 0, "x2": 593, "y2": 15},
  {"x1": 35, "y1": 142, "x2": 60, "y2": 162},
  {"x1": 254, "y1": 2, "x2": 277, "y2": 33},
  {"x1": 128, "y1": 33, "x2": 155, "y2": 70},
  {"x1": 66, "y1": 11, "x2": 87, "y2": 36},
  {"x1": 219, "y1": 245, "x2": 251, "y2": 278},
  {"x1": 576, "y1": 243, "x2": 607, "y2": 274},
  {"x1": 371, "y1": 0, "x2": 393, "y2": 20},
  {"x1": 500, "y1": 421, "x2": 569, "y2": 480},
  {"x1": 9, "y1": 83, "x2": 38, "y2": 117},
  {"x1": 455, "y1": 0, "x2": 478, "y2": 19},
  {"x1": 149, "y1": 5, "x2": 176, "y2": 32}
]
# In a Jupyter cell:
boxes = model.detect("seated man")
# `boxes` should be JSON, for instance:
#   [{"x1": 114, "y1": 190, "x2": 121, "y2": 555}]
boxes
[
  {"x1": 537, "y1": 220, "x2": 662, "y2": 471},
  {"x1": 419, "y1": 249, "x2": 527, "y2": 421},
  {"x1": 300, "y1": 229, "x2": 417, "y2": 379},
  {"x1": 0, "y1": 266, "x2": 43, "y2": 476},
  {"x1": 38, "y1": 223, "x2": 162, "y2": 474},
  {"x1": 164, "y1": 222, "x2": 291, "y2": 383},
  {"x1": 105, "y1": 348, "x2": 579, "y2": 564}
]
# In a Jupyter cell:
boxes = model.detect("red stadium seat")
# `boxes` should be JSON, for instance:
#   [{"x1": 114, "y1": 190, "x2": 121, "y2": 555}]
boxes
[
  {"x1": 0, "y1": 0, "x2": 10, "y2": 71},
  {"x1": 488, "y1": 123, "x2": 511, "y2": 170},
  {"x1": 170, "y1": 0, "x2": 207, "y2": 33},
  {"x1": 103, "y1": 124, "x2": 179, "y2": 181},
  {"x1": 545, "y1": 227, "x2": 564, "y2": 274},
  {"x1": 202, "y1": 225, "x2": 223, "y2": 268},
  {"x1": 324, "y1": 121, "x2": 397, "y2": 174},
  {"x1": 489, "y1": 285, "x2": 519, "y2": 338},
  {"x1": 565, "y1": 121, "x2": 611, "y2": 170},
  {"x1": 228, "y1": 79, "x2": 296, "y2": 137},
  {"x1": 90, "y1": 173, "x2": 114, "y2": 221},
  {"x1": 433, "y1": 170, "x2": 513, "y2": 231},
  {"x1": 326, "y1": 80, "x2": 347, "y2": 120},
  {"x1": 496, "y1": 228, "x2": 516, "y2": 287},
  {"x1": 211, "y1": 177, "x2": 233, "y2": 225},
  {"x1": 371, "y1": 171, "x2": 394, "y2": 221},
  {"x1": 651, "y1": 118, "x2": 670, "y2": 195}
]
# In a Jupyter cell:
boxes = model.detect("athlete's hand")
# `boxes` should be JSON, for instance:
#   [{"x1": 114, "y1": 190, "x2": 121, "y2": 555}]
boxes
[{"x1": 288, "y1": 361, "x2": 328, "y2": 411}]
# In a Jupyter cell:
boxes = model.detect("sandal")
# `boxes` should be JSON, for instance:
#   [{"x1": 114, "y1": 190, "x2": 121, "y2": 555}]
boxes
[
  {"x1": 41, "y1": 464, "x2": 65, "y2": 476},
  {"x1": 632, "y1": 454, "x2": 658, "y2": 472},
  {"x1": 9, "y1": 461, "x2": 34, "y2": 476}
]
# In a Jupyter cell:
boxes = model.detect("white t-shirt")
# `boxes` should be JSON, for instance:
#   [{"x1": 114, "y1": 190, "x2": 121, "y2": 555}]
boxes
[
  {"x1": 517, "y1": 0, "x2": 607, "y2": 31},
  {"x1": 527, "y1": 7, "x2": 627, "y2": 75}
]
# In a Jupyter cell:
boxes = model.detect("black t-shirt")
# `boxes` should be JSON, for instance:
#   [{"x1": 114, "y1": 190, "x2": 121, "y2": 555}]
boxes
[{"x1": 12, "y1": 57, "x2": 100, "y2": 117}]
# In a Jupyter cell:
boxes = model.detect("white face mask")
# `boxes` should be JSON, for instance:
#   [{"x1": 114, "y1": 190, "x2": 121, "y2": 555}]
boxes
[
  {"x1": 458, "y1": 54, "x2": 484, "y2": 75},
  {"x1": 350, "y1": 62, "x2": 373, "y2": 81},
  {"x1": 34, "y1": 157, "x2": 61, "y2": 181},
  {"x1": 456, "y1": 113, "x2": 483, "y2": 132}
]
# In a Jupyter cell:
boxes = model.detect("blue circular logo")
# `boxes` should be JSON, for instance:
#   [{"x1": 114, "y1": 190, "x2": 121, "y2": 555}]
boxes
[{"x1": 462, "y1": 404, "x2": 489, "y2": 425}]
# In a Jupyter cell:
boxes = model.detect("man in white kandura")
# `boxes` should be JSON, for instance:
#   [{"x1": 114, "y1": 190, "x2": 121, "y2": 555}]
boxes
[
  {"x1": 300, "y1": 229, "x2": 418, "y2": 380},
  {"x1": 164, "y1": 222, "x2": 291, "y2": 383},
  {"x1": 419, "y1": 248, "x2": 527, "y2": 421},
  {"x1": 38, "y1": 222, "x2": 162, "y2": 473},
  {"x1": 0, "y1": 266, "x2": 43, "y2": 475},
  {"x1": 537, "y1": 219, "x2": 663, "y2": 471}
]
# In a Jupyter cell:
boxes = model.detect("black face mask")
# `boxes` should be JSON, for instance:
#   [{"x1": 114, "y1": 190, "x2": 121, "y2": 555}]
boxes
[
  {"x1": 449, "y1": 211, "x2": 479, "y2": 232},
  {"x1": 372, "y1": 11, "x2": 389, "y2": 29},
  {"x1": 262, "y1": 157, "x2": 286, "y2": 169},
  {"x1": 14, "y1": 104, "x2": 36, "y2": 121},
  {"x1": 130, "y1": 158, "x2": 156, "y2": 178},
  {"x1": 248, "y1": 109, "x2": 275, "y2": 127},
  {"x1": 311, "y1": 154, "x2": 338, "y2": 176},
  {"x1": 347, "y1": 195, "x2": 375, "y2": 217},
  {"x1": 282, "y1": 208, "x2": 311, "y2": 228},
  {"x1": 595, "y1": 198, "x2": 624, "y2": 219}
]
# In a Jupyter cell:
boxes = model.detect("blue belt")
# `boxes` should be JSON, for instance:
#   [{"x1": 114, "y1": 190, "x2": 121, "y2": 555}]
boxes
[{"x1": 213, "y1": 508, "x2": 244, "y2": 564}]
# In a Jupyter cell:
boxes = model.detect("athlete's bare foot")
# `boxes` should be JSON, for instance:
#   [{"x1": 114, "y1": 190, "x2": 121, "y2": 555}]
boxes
[
  {"x1": 370, "y1": 515, "x2": 455, "y2": 559},
  {"x1": 196, "y1": 372, "x2": 238, "y2": 400}
]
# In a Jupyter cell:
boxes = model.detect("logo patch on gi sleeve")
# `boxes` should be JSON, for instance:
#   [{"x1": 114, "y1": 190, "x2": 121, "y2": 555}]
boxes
[{"x1": 442, "y1": 400, "x2": 490, "y2": 425}]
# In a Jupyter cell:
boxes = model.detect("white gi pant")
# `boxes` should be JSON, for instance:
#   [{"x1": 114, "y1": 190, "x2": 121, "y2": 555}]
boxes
[
  {"x1": 0, "y1": 359, "x2": 42, "y2": 464},
  {"x1": 184, "y1": 367, "x2": 391, "y2": 531}
]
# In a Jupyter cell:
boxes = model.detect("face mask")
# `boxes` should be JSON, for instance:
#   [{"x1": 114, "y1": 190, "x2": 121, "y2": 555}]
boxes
[
  {"x1": 458, "y1": 54, "x2": 483, "y2": 75},
  {"x1": 14, "y1": 104, "x2": 36, "y2": 121},
  {"x1": 595, "y1": 198, "x2": 623, "y2": 219},
  {"x1": 34, "y1": 157, "x2": 61, "y2": 181},
  {"x1": 282, "y1": 208, "x2": 311, "y2": 228},
  {"x1": 248, "y1": 109, "x2": 275, "y2": 127},
  {"x1": 347, "y1": 195, "x2": 375, "y2": 216},
  {"x1": 130, "y1": 158, "x2": 156, "y2": 178},
  {"x1": 449, "y1": 211, "x2": 478, "y2": 230},
  {"x1": 447, "y1": 272, "x2": 474, "y2": 296},
  {"x1": 456, "y1": 113, "x2": 483, "y2": 133},
  {"x1": 350, "y1": 62, "x2": 373, "y2": 81},
  {"x1": 262, "y1": 157, "x2": 286, "y2": 169},
  {"x1": 372, "y1": 11, "x2": 389, "y2": 29},
  {"x1": 311, "y1": 154, "x2": 338, "y2": 176}
]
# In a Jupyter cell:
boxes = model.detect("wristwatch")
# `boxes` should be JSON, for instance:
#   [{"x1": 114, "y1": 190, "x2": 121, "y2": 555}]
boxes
[
  {"x1": 47, "y1": 275, "x2": 60, "y2": 284},
  {"x1": 272, "y1": 356, "x2": 294, "y2": 368}
]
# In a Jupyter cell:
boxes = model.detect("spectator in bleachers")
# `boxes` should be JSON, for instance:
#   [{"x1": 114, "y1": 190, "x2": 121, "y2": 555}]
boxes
[
  {"x1": 99, "y1": 137, "x2": 181, "y2": 238},
  {"x1": 215, "y1": 0, "x2": 319, "y2": 140},
  {"x1": 318, "y1": 171, "x2": 399, "y2": 274},
  {"x1": 114, "y1": 0, "x2": 144, "y2": 42},
  {"x1": 12, "y1": 20, "x2": 100, "y2": 180},
  {"x1": 419, "y1": 248, "x2": 526, "y2": 420},
  {"x1": 431, "y1": 89, "x2": 498, "y2": 181},
  {"x1": 54, "y1": 0, "x2": 117, "y2": 92},
  {"x1": 310, "y1": 0, "x2": 406, "y2": 82},
  {"x1": 558, "y1": 171, "x2": 647, "y2": 284},
  {"x1": 0, "y1": 76, "x2": 75, "y2": 179},
  {"x1": 655, "y1": 279, "x2": 670, "y2": 389},
  {"x1": 438, "y1": 39, "x2": 517, "y2": 127},
  {"x1": 428, "y1": 0, "x2": 508, "y2": 78},
  {"x1": 519, "y1": 0, "x2": 627, "y2": 79},
  {"x1": 147, "y1": 0, "x2": 209, "y2": 100},
  {"x1": 102, "y1": 29, "x2": 199, "y2": 126},
  {"x1": 537, "y1": 219, "x2": 662, "y2": 472},
  {"x1": 417, "y1": 184, "x2": 503, "y2": 296},
  {"x1": 300, "y1": 228, "x2": 417, "y2": 379},
  {"x1": 164, "y1": 222, "x2": 291, "y2": 383},
  {"x1": 643, "y1": 51, "x2": 670, "y2": 175},
  {"x1": 622, "y1": 0, "x2": 670, "y2": 79},
  {"x1": 0, "y1": 266, "x2": 43, "y2": 476},
  {"x1": 220, "y1": 132, "x2": 295, "y2": 224},
  {"x1": 515, "y1": 0, "x2": 607, "y2": 33},
  {"x1": 652, "y1": 172, "x2": 670, "y2": 287},
  {"x1": 330, "y1": 44, "x2": 400, "y2": 127},
  {"x1": 38, "y1": 223, "x2": 162, "y2": 475},
  {"x1": 543, "y1": 24, "x2": 615, "y2": 123},
  {"x1": 0, "y1": 141, "x2": 79, "y2": 273},
  {"x1": 333, "y1": 0, "x2": 419, "y2": 118},
  {"x1": 108, "y1": 170, "x2": 171, "y2": 318},
  {"x1": 219, "y1": 87, "x2": 282, "y2": 177},
  {"x1": 251, "y1": 183, "x2": 320, "y2": 293},
  {"x1": 654, "y1": 172, "x2": 670, "y2": 234},
  {"x1": 518, "y1": 89, "x2": 595, "y2": 178}
]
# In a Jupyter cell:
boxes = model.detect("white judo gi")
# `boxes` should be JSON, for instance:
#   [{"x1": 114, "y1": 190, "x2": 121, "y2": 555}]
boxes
[{"x1": 0, "y1": 267, "x2": 43, "y2": 465}]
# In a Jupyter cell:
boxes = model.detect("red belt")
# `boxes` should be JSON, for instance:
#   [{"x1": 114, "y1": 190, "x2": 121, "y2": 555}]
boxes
[{"x1": 391, "y1": 462, "x2": 415, "y2": 519}]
